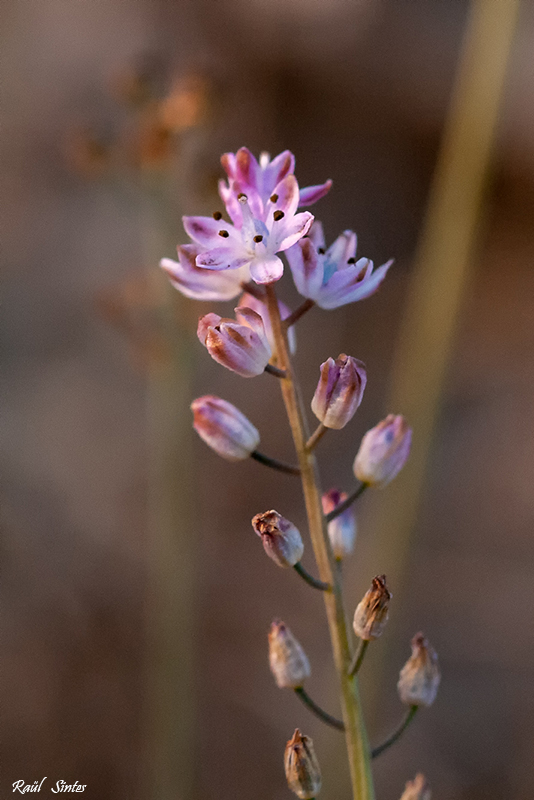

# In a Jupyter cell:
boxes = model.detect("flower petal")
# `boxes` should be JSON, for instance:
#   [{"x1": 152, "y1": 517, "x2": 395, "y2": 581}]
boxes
[
  {"x1": 318, "y1": 260, "x2": 393, "y2": 309},
  {"x1": 196, "y1": 246, "x2": 252, "y2": 272},
  {"x1": 197, "y1": 312, "x2": 223, "y2": 344},
  {"x1": 326, "y1": 230, "x2": 357, "y2": 267},
  {"x1": 234, "y1": 306, "x2": 269, "y2": 344},
  {"x1": 267, "y1": 174, "x2": 299, "y2": 220},
  {"x1": 249, "y1": 255, "x2": 285, "y2": 284},
  {"x1": 307, "y1": 220, "x2": 326, "y2": 250},
  {"x1": 220, "y1": 152, "x2": 237, "y2": 180},
  {"x1": 286, "y1": 237, "x2": 324, "y2": 298},
  {"x1": 161, "y1": 247, "x2": 249, "y2": 301},
  {"x1": 262, "y1": 150, "x2": 295, "y2": 194},
  {"x1": 274, "y1": 211, "x2": 314, "y2": 251},
  {"x1": 183, "y1": 215, "x2": 239, "y2": 247},
  {"x1": 298, "y1": 179, "x2": 333, "y2": 207},
  {"x1": 235, "y1": 147, "x2": 261, "y2": 191}
]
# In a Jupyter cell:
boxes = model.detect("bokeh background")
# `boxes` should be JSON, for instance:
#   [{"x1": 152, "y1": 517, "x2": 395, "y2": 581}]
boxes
[{"x1": 3, "y1": 1, "x2": 534, "y2": 798}]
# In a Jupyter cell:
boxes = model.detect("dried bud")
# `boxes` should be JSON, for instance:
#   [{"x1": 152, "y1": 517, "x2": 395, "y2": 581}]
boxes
[
  {"x1": 399, "y1": 773, "x2": 431, "y2": 800},
  {"x1": 353, "y1": 575, "x2": 391, "y2": 640},
  {"x1": 284, "y1": 729, "x2": 322, "y2": 799},
  {"x1": 252, "y1": 510, "x2": 304, "y2": 568},
  {"x1": 197, "y1": 306, "x2": 271, "y2": 377},
  {"x1": 398, "y1": 633, "x2": 440, "y2": 707},
  {"x1": 322, "y1": 488, "x2": 356, "y2": 559},
  {"x1": 311, "y1": 354, "x2": 367, "y2": 429},
  {"x1": 191, "y1": 395, "x2": 259, "y2": 461},
  {"x1": 268, "y1": 620, "x2": 311, "y2": 688},
  {"x1": 353, "y1": 414, "x2": 412, "y2": 487}
]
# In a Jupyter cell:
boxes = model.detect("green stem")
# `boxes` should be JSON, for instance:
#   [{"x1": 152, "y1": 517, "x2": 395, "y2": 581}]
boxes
[
  {"x1": 265, "y1": 284, "x2": 375, "y2": 800},
  {"x1": 294, "y1": 687, "x2": 345, "y2": 731},
  {"x1": 306, "y1": 422, "x2": 327, "y2": 451},
  {"x1": 349, "y1": 639, "x2": 369, "y2": 677},
  {"x1": 371, "y1": 706, "x2": 418, "y2": 759}
]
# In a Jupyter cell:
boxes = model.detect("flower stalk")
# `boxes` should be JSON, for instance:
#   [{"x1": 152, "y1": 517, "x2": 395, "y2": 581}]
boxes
[{"x1": 265, "y1": 283, "x2": 375, "y2": 800}]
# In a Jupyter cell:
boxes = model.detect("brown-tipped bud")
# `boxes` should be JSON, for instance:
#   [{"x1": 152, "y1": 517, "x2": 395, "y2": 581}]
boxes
[
  {"x1": 353, "y1": 575, "x2": 391, "y2": 640},
  {"x1": 398, "y1": 633, "x2": 440, "y2": 707},
  {"x1": 353, "y1": 414, "x2": 412, "y2": 487},
  {"x1": 191, "y1": 395, "x2": 259, "y2": 461},
  {"x1": 399, "y1": 773, "x2": 431, "y2": 800},
  {"x1": 311, "y1": 354, "x2": 367, "y2": 429},
  {"x1": 252, "y1": 510, "x2": 304, "y2": 568},
  {"x1": 284, "y1": 729, "x2": 322, "y2": 799},
  {"x1": 268, "y1": 620, "x2": 311, "y2": 689}
]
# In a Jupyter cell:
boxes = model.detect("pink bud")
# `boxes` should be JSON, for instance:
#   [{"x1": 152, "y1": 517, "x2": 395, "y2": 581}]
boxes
[
  {"x1": 353, "y1": 414, "x2": 412, "y2": 487},
  {"x1": 239, "y1": 291, "x2": 297, "y2": 355},
  {"x1": 191, "y1": 395, "x2": 259, "y2": 461},
  {"x1": 311, "y1": 354, "x2": 367, "y2": 429},
  {"x1": 322, "y1": 489, "x2": 356, "y2": 559},
  {"x1": 268, "y1": 620, "x2": 311, "y2": 689},
  {"x1": 197, "y1": 306, "x2": 272, "y2": 377},
  {"x1": 397, "y1": 633, "x2": 440, "y2": 707},
  {"x1": 251, "y1": 510, "x2": 304, "y2": 568}
]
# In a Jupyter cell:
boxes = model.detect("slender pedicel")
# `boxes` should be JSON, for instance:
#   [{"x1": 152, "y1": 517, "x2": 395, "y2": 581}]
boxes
[
  {"x1": 371, "y1": 706, "x2": 418, "y2": 759},
  {"x1": 294, "y1": 687, "x2": 345, "y2": 731},
  {"x1": 326, "y1": 483, "x2": 368, "y2": 523},
  {"x1": 306, "y1": 423, "x2": 327, "y2": 451},
  {"x1": 293, "y1": 562, "x2": 331, "y2": 592},
  {"x1": 250, "y1": 451, "x2": 301, "y2": 476},
  {"x1": 265, "y1": 363, "x2": 287, "y2": 378},
  {"x1": 348, "y1": 640, "x2": 369, "y2": 677},
  {"x1": 283, "y1": 298, "x2": 315, "y2": 329}
]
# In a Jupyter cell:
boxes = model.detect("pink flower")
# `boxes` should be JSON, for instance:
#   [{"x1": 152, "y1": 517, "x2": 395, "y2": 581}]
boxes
[
  {"x1": 184, "y1": 183, "x2": 313, "y2": 284},
  {"x1": 191, "y1": 395, "x2": 260, "y2": 461},
  {"x1": 197, "y1": 306, "x2": 272, "y2": 377},
  {"x1": 219, "y1": 147, "x2": 331, "y2": 227},
  {"x1": 160, "y1": 243, "x2": 250, "y2": 301},
  {"x1": 286, "y1": 221, "x2": 393, "y2": 309},
  {"x1": 311, "y1": 354, "x2": 367, "y2": 429}
]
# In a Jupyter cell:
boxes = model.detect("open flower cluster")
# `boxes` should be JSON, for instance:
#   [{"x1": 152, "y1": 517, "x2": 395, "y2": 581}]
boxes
[{"x1": 161, "y1": 148, "x2": 439, "y2": 800}]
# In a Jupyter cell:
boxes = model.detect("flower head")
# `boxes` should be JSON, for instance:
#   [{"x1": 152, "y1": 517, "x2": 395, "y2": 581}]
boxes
[
  {"x1": 197, "y1": 306, "x2": 271, "y2": 377},
  {"x1": 284, "y1": 729, "x2": 322, "y2": 800},
  {"x1": 161, "y1": 243, "x2": 250, "y2": 301},
  {"x1": 268, "y1": 620, "x2": 311, "y2": 689},
  {"x1": 353, "y1": 575, "x2": 391, "y2": 640},
  {"x1": 286, "y1": 221, "x2": 393, "y2": 309},
  {"x1": 322, "y1": 488, "x2": 357, "y2": 559},
  {"x1": 354, "y1": 414, "x2": 412, "y2": 487},
  {"x1": 191, "y1": 395, "x2": 259, "y2": 461},
  {"x1": 398, "y1": 633, "x2": 440, "y2": 707},
  {"x1": 252, "y1": 509, "x2": 304, "y2": 568},
  {"x1": 311, "y1": 354, "x2": 367, "y2": 429}
]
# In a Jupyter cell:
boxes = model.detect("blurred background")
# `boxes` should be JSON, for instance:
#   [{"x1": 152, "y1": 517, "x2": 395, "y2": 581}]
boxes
[{"x1": 2, "y1": 0, "x2": 534, "y2": 798}]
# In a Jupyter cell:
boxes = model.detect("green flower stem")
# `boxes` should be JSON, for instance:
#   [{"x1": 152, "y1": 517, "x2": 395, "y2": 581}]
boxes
[
  {"x1": 294, "y1": 687, "x2": 345, "y2": 731},
  {"x1": 306, "y1": 422, "x2": 328, "y2": 451},
  {"x1": 265, "y1": 283, "x2": 375, "y2": 800},
  {"x1": 371, "y1": 706, "x2": 418, "y2": 759},
  {"x1": 349, "y1": 639, "x2": 369, "y2": 677}
]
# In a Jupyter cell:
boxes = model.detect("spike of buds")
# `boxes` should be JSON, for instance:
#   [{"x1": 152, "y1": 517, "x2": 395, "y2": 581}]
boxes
[
  {"x1": 311, "y1": 354, "x2": 367, "y2": 429},
  {"x1": 322, "y1": 488, "x2": 356, "y2": 559},
  {"x1": 251, "y1": 510, "x2": 304, "y2": 568},
  {"x1": 398, "y1": 633, "x2": 441, "y2": 707},
  {"x1": 191, "y1": 395, "x2": 259, "y2": 461},
  {"x1": 284, "y1": 729, "x2": 322, "y2": 799},
  {"x1": 268, "y1": 620, "x2": 311, "y2": 689},
  {"x1": 353, "y1": 575, "x2": 391, "y2": 640},
  {"x1": 353, "y1": 414, "x2": 412, "y2": 487},
  {"x1": 197, "y1": 306, "x2": 272, "y2": 377},
  {"x1": 399, "y1": 773, "x2": 431, "y2": 800}
]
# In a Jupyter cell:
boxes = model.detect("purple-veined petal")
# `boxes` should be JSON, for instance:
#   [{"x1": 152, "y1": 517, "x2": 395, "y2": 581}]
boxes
[
  {"x1": 307, "y1": 219, "x2": 326, "y2": 250},
  {"x1": 196, "y1": 246, "x2": 252, "y2": 272},
  {"x1": 262, "y1": 150, "x2": 295, "y2": 195},
  {"x1": 183, "y1": 215, "x2": 239, "y2": 247},
  {"x1": 235, "y1": 147, "x2": 261, "y2": 191},
  {"x1": 318, "y1": 259, "x2": 393, "y2": 309},
  {"x1": 218, "y1": 180, "x2": 243, "y2": 227},
  {"x1": 267, "y1": 174, "x2": 300, "y2": 220},
  {"x1": 234, "y1": 306, "x2": 269, "y2": 343},
  {"x1": 249, "y1": 254, "x2": 285, "y2": 284},
  {"x1": 161, "y1": 245, "x2": 250, "y2": 301},
  {"x1": 298, "y1": 179, "x2": 333, "y2": 207},
  {"x1": 286, "y1": 237, "x2": 324, "y2": 298},
  {"x1": 274, "y1": 211, "x2": 314, "y2": 251},
  {"x1": 221, "y1": 152, "x2": 237, "y2": 180},
  {"x1": 325, "y1": 230, "x2": 357, "y2": 267}
]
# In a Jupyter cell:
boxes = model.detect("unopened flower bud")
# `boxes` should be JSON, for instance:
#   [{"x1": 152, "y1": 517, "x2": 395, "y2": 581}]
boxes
[
  {"x1": 353, "y1": 575, "x2": 391, "y2": 640},
  {"x1": 398, "y1": 633, "x2": 440, "y2": 707},
  {"x1": 311, "y1": 354, "x2": 367, "y2": 429},
  {"x1": 268, "y1": 620, "x2": 311, "y2": 688},
  {"x1": 252, "y1": 510, "x2": 304, "y2": 568},
  {"x1": 353, "y1": 414, "x2": 412, "y2": 487},
  {"x1": 284, "y1": 729, "x2": 322, "y2": 800},
  {"x1": 322, "y1": 488, "x2": 356, "y2": 559},
  {"x1": 399, "y1": 773, "x2": 431, "y2": 800},
  {"x1": 197, "y1": 306, "x2": 271, "y2": 377},
  {"x1": 191, "y1": 395, "x2": 259, "y2": 461}
]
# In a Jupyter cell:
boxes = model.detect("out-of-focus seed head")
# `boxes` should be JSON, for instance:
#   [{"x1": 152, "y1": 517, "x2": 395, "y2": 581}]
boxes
[
  {"x1": 353, "y1": 414, "x2": 412, "y2": 487},
  {"x1": 252, "y1": 510, "x2": 304, "y2": 568},
  {"x1": 284, "y1": 729, "x2": 322, "y2": 799},
  {"x1": 398, "y1": 633, "x2": 440, "y2": 707},
  {"x1": 191, "y1": 395, "x2": 259, "y2": 461},
  {"x1": 399, "y1": 773, "x2": 431, "y2": 800},
  {"x1": 311, "y1": 354, "x2": 367, "y2": 429},
  {"x1": 322, "y1": 488, "x2": 357, "y2": 559},
  {"x1": 353, "y1": 575, "x2": 391, "y2": 640},
  {"x1": 268, "y1": 620, "x2": 311, "y2": 689}
]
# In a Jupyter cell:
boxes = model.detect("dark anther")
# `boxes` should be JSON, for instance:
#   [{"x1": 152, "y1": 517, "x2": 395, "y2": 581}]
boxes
[
  {"x1": 253, "y1": 234, "x2": 264, "y2": 243},
  {"x1": 318, "y1": 247, "x2": 326, "y2": 255},
  {"x1": 347, "y1": 257, "x2": 356, "y2": 264},
  {"x1": 270, "y1": 193, "x2": 279, "y2": 203},
  {"x1": 212, "y1": 211, "x2": 223, "y2": 220},
  {"x1": 238, "y1": 192, "x2": 248, "y2": 201},
  {"x1": 219, "y1": 230, "x2": 230, "y2": 238},
  {"x1": 273, "y1": 210, "x2": 285, "y2": 221}
]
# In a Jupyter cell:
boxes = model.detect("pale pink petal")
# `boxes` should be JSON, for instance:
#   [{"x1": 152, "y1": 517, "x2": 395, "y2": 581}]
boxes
[
  {"x1": 318, "y1": 260, "x2": 393, "y2": 309},
  {"x1": 249, "y1": 255, "x2": 285, "y2": 284},
  {"x1": 267, "y1": 174, "x2": 299, "y2": 219},
  {"x1": 239, "y1": 292, "x2": 297, "y2": 355},
  {"x1": 285, "y1": 238, "x2": 324, "y2": 298},
  {"x1": 196, "y1": 246, "x2": 252, "y2": 272},
  {"x1": 307, "y1": 220, "x2": 326, "y2": 250},
  {"x1": 161, "y1": 255, "x2": 247, "y2": 301},
  {"x1": 183, "y1": 215, "x2": 238, "y2": 247},
  {"x1": 218, "y1": 180, "x2": 243, "y2": 227},
  {"x1": 197, "y1": 312, "x2": 223, "y2": 344},
  {"x1": 262, "y1": 150, "x2": 295, "y2": 194},
  {"x1": 298, "y1": 179, "x2": 333, "y2": 207},
  {"x1": 221, "y1": 152, "x2": 237, "y2": 180},
  {"x1": 326, "y1": 230, "x2": 357, "y2": 266},
  {"x1": 275, "y1": 211, "x2": 314, "y2": 251},
  {"x1": 235, "y1": 147, "x2": 261, "y2": 191},
  {"x1": 234, "y1": 306, "x2": 268, "y2": 342}
]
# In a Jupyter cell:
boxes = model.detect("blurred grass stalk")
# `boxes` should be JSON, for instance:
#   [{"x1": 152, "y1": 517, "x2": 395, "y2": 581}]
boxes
[{"x1": 366, "y1": 0, "x2": 520, "y2": 694}]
